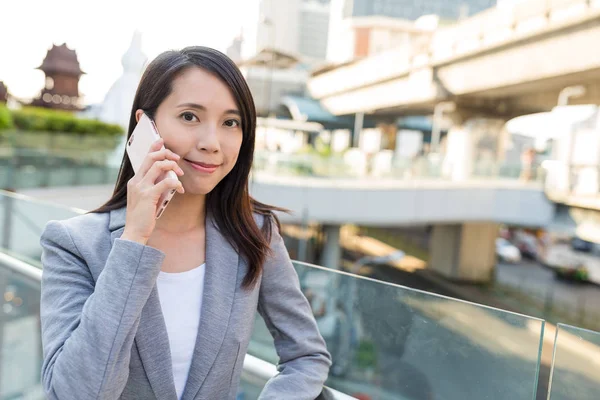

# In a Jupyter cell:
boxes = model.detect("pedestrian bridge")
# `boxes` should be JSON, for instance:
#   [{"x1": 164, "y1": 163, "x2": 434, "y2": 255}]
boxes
[
  {"x1": 15, "y1": 170, "x2": 553, "y2": 228},
  {"x1": 251, "y1": 172, "x2": 552, "y2": 227}
]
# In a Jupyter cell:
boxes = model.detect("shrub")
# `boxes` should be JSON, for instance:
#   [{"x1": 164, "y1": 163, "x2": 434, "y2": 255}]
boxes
[
  {"x1": 10, "y1": 107, "x2": 123, "y2": 136},
  {"x1": 0, "y1": 104, "x2": 14, "y2": 130}
]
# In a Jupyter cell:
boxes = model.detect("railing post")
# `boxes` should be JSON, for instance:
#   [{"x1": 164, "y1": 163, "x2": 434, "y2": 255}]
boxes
[{"x1": 1, "y1": 194, "x2": 13, "y2": 251}]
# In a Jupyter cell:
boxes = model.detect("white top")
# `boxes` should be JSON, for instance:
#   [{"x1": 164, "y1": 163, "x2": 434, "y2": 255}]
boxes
[{"x1": 156, "y1": 264, "x2": 206, "y2": 400}]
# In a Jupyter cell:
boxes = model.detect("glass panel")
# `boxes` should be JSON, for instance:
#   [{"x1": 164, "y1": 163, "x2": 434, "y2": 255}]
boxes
[
  {"x1": 249, "y1": 261, "x2": 545, "y2": 400},
  {"x1": 0, "y1": 264, "x2": 44, "y2": 400},
  {"x1": 548, "y1": 324, "x2": 600, "y2": 400},
  {"x1": 0, "y1": 192, "x2": 80, "y2": 267},
  {"x1": 252, "y1": 151, "x2": 531, "y2": 182},
  {"x1": 238, "y1": 375, "x2": 266, "y2": 400},
  {"x1": 0, "y1": 149, "x2": 118, "y2": 190}
]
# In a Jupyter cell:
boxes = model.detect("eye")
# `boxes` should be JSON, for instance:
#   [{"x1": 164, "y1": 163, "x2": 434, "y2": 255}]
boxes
[
  {"x1": 180, "y1": 112, "x2": 198, "y2": 122},
  {"x1": 224, "y1": 119, "x2": 241, "y2": 128}
]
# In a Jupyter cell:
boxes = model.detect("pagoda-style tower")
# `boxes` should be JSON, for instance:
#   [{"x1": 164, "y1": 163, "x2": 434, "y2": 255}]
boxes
[
  {"x1": 31, "y1": 43, "x2": 85, "y2": 111},
  {"x1": 0, "y1": 81, "x2": 7, "y2": 103}
]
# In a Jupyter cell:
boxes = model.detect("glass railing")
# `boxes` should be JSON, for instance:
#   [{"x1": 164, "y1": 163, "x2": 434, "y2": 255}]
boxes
[
  {"x1": 0, "y1": 191, "x2": 82, "y2": 267},
  {"x1": 253, "y1": 151, "x2": 542, "y2": 183},
  {"x1": 0, "y1": 147, "x2": 119, "y2": 189},
  {"x1": 249, "y1": 261, "x2": 545, "y2": 400},
  {"x1": 548, "y1": 324, "x2": 600, "y2": 400},
  {"x1": 0, "y1": 254, "x2": 44, "y2": 400},
  {"x1": 0, "y1": 146, "x2": 542, "y2": 191},
  {"x1": 2, "y1": 191, "x2": 600, "y2": 399}
]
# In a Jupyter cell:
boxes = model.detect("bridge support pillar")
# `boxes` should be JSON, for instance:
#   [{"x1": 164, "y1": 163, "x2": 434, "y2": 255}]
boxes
[
  {"x1": 441, "y1": 111, "x2": 509, "y2": 181},
  {"x1": 320, "y1": 224, "x2": 341, "y2": 270},
  {"x1": 429, "y1": 222, "x2": 498, "y2": 283}
]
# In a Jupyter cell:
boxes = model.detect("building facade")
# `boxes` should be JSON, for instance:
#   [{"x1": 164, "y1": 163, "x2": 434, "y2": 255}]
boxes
[
  {"x1": 338, "y1": 0, "x2": 497, "y2": 21},
  {"x1": 0, "y1": 82, "x2": 7, "y2": 103},
  {"x1": 242, "y1": 0, "x2": 331, "y2": 63},
  {"x1": 327, "y1": 0, "x2": 497, "y2": 63},
  {"x1": 30, "y1": 43, "x2": 84, "y2": 111}
]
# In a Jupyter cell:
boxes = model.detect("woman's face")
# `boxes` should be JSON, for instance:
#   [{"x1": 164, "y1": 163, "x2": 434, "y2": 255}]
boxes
[{"x1": 138, "y1": 67, "x2": 244, "y2": 196}]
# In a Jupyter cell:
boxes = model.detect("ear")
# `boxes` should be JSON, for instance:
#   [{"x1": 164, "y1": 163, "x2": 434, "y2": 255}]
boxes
[{"x1": 135, "y1": 109, "x2": 144, "y2": 123}]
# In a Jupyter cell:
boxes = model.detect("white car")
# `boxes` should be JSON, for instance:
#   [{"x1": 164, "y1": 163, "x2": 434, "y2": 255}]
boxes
[{"x1": 496, "y1": 238, "x2": 522, "y2": 263}]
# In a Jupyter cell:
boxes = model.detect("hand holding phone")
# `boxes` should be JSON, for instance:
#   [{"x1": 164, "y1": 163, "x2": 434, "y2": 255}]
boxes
[{"x1": 122, "y1": 114, "x2": 184, "y2": 244}]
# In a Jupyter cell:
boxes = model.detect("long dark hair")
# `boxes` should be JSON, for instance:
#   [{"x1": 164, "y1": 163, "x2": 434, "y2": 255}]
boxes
[{"x1": 90, "y1": 46, "x2": 285, "y2": 289}]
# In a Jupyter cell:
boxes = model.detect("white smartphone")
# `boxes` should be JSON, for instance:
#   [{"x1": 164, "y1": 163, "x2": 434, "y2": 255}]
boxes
[{"x1": 126, "y1": 113, "x2": 179, "y2": 220}]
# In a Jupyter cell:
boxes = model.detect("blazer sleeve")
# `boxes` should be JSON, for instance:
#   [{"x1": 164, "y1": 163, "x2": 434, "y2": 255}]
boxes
[
  {"x1": 257, "y1": 218, "x2": 332, "y2": 399},
  {"x1": 39, "y1": 220, "x2": 165, "y2": 400}
]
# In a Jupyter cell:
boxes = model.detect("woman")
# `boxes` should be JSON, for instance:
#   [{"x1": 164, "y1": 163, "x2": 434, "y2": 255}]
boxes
[{"x1": 39, "y1": 46, "x2": 331, "y2": 400}]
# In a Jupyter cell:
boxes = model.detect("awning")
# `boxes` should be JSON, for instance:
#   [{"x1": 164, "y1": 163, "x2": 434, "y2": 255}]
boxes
[
  {"x1": 398, "y1": 116, "x2": 433, "y2": 132},
  {"x1": 279, "y1": 95, "x2": 373, "y2": 130}
]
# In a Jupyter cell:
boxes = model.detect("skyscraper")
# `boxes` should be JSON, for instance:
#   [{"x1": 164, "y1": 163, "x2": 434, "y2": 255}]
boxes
[
  {"x1": 327, "y1": 0, "x2": 498, "y2": 63},
  {"x1": 338, "y1": 0, "x2": 497, "y2": 21},
  {"x1": 241, "y1": 0, "x2": 332, "y2": 63}
]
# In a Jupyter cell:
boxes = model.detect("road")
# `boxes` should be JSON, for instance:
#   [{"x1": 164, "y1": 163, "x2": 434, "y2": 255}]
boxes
[{"x1": 495, "y1": 260, "x2": 600, "y2": 327}]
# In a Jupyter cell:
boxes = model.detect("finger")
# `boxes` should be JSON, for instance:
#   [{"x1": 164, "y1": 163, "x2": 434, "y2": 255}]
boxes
[
  {"x1": 153, "y1": 177, "x2": 184, "y2": 197},
  {"x1": 141, "y1": 160, "x2": 184, "y2": 186},
  {"x1": 137, "y1": 147, "x2": 181, "y2": 178},
  {"x1": 152, "y1": 138, "x2": 163, "y2": 150}
]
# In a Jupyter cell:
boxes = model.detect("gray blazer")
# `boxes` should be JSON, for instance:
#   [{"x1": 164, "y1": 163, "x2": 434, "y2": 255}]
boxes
[{"x1": 39, "y1": 206, "x2": 331, "y2": 400}]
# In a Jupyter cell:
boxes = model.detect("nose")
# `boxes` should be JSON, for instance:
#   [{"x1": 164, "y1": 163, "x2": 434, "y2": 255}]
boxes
[{"x1": 196, "y1": 123, "x2": 220, "y2": 153}]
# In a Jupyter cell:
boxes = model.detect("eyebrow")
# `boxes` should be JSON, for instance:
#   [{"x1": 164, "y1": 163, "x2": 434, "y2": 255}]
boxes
[{"x1": 177, "y1": 102, "x2": 241, "y2": 117}]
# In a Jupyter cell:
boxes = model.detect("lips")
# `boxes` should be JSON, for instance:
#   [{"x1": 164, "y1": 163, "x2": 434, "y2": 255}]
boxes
[
  {"x1": 185, "y1": 159, "x2": 220, "y2": 168},
  {"x1": 184, "y1": 159, "x2": 220, "y2": 173}
]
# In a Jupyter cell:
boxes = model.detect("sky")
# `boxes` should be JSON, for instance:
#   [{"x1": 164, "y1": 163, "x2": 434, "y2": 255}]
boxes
[{"x1": 1, "y1": 0, "x2": 259, "y2": 105}]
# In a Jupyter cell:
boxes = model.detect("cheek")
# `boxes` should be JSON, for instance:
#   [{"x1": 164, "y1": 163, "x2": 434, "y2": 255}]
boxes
[
  {"x1": 160, "y1": 124, "x2": 190, "y2": 155},
  {"x1": 222, "y1": 135, "x2": 243, "y2": 166}
]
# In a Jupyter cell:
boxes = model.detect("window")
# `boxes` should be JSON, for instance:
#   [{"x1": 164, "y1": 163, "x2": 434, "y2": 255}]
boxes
[{"x1": 45, "y1": 77, "x2": 54, "y2": 90}]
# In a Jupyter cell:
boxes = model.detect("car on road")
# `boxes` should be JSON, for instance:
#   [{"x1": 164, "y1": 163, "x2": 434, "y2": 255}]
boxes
[
  {"x1": 513, "y1": 231, "x2": 538, "y2": 260},
  {"x1": 496, "y1": 238, "x2": 522, "y2": 263},
  {"x1": 571, "y1": 236, "x2": 594, "y2": 253}
]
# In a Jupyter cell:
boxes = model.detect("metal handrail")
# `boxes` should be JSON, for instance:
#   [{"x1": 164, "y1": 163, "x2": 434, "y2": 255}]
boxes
[
  {"x1": 0, "y1": 189, "x2": 87, "y2": 215},
  {"x1": 0, "y1": 251, "x2": 357, "y2": 400},
  {"x1": 242, "y1": 354, "x2": 357, "y2": 399},
  {"x1": 0, "y1": 250, "x2": 43, "y2": 282}
]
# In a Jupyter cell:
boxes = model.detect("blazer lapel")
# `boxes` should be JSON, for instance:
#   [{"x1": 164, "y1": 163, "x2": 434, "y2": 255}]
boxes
[
  {"x1": 108, "y1": 207, "x2": 178, "y2": 400},
  {"x1": 181, "y1": 213, "x2": 240, "y2": 400},
  {"x1": 135, "y1": 288, "x2": 178, "y2": 400}
]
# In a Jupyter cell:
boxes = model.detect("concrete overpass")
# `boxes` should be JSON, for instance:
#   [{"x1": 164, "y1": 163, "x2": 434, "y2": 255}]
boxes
[
  {"x1": 309, "y1": 0, "x2": 600, "y2": 117},
  {"x1": 19, "y1": 173, "x2": 554, "y2": 284}
]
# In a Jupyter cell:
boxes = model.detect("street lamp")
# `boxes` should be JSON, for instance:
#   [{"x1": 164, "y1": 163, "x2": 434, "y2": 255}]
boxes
[
  {"x1": 557, "y1": 85, "x2": 586, "y2": 107},
  {"x1": 430, "y1": 101, "x2": 456, "y2": 154}
]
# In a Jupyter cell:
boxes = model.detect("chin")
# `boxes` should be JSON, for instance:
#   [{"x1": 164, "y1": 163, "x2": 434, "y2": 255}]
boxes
[{"x1": 183, "y1": 183, "x2": 218, "y2": 196}]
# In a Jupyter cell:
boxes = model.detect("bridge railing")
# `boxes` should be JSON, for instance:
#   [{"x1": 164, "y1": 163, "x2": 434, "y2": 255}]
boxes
[
  {"x1": 253, "y1": 150, "x2": 539, "y2": 183},
  {"x1": 0, "y1": 147, "x2": 543, "y2": 192}
]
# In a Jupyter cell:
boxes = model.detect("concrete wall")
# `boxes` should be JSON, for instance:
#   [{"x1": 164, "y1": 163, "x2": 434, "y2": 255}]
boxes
[
  {"x1": 458, "y1": 222, "x2": 498, "y2": 281},
  {"x1": 429, "y1": 224, "x2": 462, "y2": 278}
]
